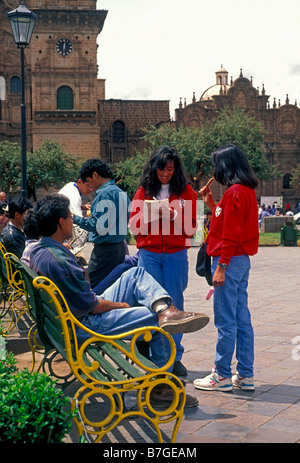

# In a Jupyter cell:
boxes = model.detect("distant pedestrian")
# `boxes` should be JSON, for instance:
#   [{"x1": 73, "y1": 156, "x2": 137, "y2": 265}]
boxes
[
  {"x1": 0, "y1": 197, "x2": 32, "y2": 258},
  {"x1": 0, "y1": 192, "x2": 7, "y2": 204}
]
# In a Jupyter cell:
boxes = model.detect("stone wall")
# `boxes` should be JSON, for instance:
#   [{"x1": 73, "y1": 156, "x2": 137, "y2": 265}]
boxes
[{"x1": 260, "y1": 216, "x2": 294, "y2": 233}]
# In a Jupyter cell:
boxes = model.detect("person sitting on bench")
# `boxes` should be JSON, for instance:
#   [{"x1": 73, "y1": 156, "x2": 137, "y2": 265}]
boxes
[{"x1": 28, "y1": 194, "x2": 210, "y2": 407}]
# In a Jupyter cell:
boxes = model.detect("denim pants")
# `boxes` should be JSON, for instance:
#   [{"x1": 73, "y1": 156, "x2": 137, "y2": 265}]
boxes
[
  {"x1": 76, "y1": 267, "x2": 173, "y2": 369},
  {"x1": 212, "y1": 254, "x2": 254, "y2": 378},
  {"x1": 138, "y1": 248, "x2": 189, "y2": 361},
  {"x1": 88, "y1": 241, "x2": 126, "y2": 288}
]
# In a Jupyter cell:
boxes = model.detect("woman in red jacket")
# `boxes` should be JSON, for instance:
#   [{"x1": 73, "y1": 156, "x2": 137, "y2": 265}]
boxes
[
  {"x1": 194, "y1": 144, "x2": 259, "y2": 392},
  {"x1": 130, "y1": 145, "x2": 208, "y2": 377}
]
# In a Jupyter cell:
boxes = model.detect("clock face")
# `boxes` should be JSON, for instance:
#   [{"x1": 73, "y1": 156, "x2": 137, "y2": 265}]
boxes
[{"x1": 56, "y1": 38, "x2": 72, "y2": 56}]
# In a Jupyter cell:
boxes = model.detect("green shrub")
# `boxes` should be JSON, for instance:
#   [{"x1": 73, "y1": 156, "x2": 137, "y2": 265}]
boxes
[{"x1": 0, "y1": 355, "x2": 74, "y2": 443}]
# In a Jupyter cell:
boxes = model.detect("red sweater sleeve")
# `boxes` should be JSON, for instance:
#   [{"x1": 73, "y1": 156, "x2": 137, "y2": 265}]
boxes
[
  {"x1": 219, "y1": 191, "x2": 245, "y2": 264},
  {"x1": 129, "y1": 187, "x2": 149, "y2": 236},
  {"x1": 207, "y1": 185, "x2": 259, "y2": 264}
]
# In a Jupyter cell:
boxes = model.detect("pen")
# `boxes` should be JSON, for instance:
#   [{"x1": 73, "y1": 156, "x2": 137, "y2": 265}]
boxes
[{"x1": 206, "y1": 288, "x2": 215, "y2": 300}]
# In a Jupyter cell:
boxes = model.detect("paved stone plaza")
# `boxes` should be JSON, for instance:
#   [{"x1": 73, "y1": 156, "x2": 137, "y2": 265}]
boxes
[{"x1": 9, "y1": 244, "x2": 300, "y2": 443}]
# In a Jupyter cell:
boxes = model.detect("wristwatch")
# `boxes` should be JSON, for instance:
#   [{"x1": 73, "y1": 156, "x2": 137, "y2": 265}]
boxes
[{"x1": 218, "y1": 263, "x2": 228, "y2": 270}]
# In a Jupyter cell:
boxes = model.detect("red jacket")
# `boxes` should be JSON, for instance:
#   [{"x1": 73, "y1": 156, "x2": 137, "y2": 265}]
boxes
[
  {"x1": 130, "y1": 185, "x2": 198, "y2": 254},
  {"x1": 207, "y1": 184, "x2": 259, "y2": 264}
]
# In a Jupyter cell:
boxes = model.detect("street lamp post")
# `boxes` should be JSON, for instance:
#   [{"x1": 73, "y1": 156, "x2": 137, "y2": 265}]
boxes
[{"x1": 7, "y1": 3, "x2": 38, "y2": 198}]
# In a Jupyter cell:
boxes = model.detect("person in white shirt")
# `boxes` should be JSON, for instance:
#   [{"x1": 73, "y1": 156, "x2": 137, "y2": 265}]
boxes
[
  {"x1": 58, "y1": 178, "x2": 92, "y2": 253},
  {"x1": 58, "y1": 178, "x2": 92, "y2": 217}
]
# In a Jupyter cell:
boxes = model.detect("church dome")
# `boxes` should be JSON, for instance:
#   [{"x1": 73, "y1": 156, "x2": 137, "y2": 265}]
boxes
[
  {"x1": 200, "y1": 65, "x2": 231, "y2": 101},
  {"x1": 200, "y1": 84, "x2": 230, "y2": 101}
]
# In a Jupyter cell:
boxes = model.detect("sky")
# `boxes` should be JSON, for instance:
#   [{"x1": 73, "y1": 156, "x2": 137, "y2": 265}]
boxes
[{"x1": 96, "y1": 0, "x2": 300, "y2": 119}]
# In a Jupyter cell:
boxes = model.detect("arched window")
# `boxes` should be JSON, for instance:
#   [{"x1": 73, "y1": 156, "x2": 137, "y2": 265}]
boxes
[
  {"x1": 57, "y1": 86, "x2": 73, "y2": 110},
  {"x1": 10, "y1": 76, "x2": 21, "y2": 93},
  {"x1": 113, "y1": 121, "x2": 125, "y2": 143},
  {"x1": 283, "y1": 173, "x2": 292, "y2": 189}
]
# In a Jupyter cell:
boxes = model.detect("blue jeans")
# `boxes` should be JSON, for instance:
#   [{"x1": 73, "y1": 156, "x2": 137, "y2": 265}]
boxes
[
  {"x1": 92, "y1": 253, "x2": 139, "y2": 294},
  {"x1": 76, "y1": 267, "x2": 173, "y2": 369},
  {"x1": 212, "y1": 255, "x2": 254, "y2": 378},
  {"x1": 138, "y1": 248, "x2": 188, "y2": 361}
]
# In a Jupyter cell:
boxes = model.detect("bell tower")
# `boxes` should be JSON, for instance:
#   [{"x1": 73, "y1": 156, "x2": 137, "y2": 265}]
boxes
[
  {"x1": 215, "y1": 64, "x2": 228, "y2": 86},
  {"x1": 1, "y1": 0, "x2": 108, "y2": 158}
]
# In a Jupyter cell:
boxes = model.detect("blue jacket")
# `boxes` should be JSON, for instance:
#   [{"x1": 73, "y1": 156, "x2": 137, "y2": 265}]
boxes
[{"x1": 73, "y1": 180, "x2": 130, "y2": 244}]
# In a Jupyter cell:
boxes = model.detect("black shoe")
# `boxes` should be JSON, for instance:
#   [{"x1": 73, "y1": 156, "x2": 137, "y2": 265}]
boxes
[
  {"x1": 172, "y1": 360, "x2": 188, "y2": 377},
  {"x1": 136, "y1": 340, "x2": 151, "y2": 360}
]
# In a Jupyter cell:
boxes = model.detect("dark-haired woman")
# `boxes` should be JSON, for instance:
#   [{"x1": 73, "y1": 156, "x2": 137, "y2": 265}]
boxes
[
  {"x1": 194, "y1": 144, "x2": 259, "y2": 392},
  {"x1": 130, "y1": 146, "x2": 204, "y2": 376}
]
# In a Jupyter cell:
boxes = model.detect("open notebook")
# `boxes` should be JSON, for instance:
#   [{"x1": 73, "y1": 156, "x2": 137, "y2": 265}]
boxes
[{"x1": 143, "y1": 198, "x2": 169, "y2": 223}]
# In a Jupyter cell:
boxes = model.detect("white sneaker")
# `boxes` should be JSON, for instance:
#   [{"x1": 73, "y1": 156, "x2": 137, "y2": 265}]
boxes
[
  {"x1": 232, "y1": 373, "x2": 255, "y2": 391},
  {"x1": 193, "y1": 371, "x2": 232, "y2": 391}
]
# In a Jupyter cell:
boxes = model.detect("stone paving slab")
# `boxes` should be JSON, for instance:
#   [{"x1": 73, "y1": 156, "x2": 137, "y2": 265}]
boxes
[{"x1": 7, "y1": 244, "x2": 300, "y2": 443}]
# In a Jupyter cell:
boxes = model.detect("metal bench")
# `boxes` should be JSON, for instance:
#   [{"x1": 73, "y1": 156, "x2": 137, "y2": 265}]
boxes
[
  {"x1": 0, "y1": 244, "x2": 30, "y2": 336},
  {"x1": 9, "y1": 255, "x2": 186, "y2": 443},
  {"x1": 8, "y1": 253, "x2": 44, "y2": 372}
]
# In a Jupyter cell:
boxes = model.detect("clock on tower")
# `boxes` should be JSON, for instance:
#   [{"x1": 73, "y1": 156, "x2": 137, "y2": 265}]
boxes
[{"x1": 56, "y1": 38, "x2": 72, "y2": 56}]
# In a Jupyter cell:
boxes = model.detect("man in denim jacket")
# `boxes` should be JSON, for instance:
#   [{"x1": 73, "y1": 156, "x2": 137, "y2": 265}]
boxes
[{"x1": 73, "y1": 159, "x2": 130, "y2": 287}]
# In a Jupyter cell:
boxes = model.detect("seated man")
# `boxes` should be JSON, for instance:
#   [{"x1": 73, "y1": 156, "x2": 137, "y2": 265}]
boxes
[
  {"x1": 21, "y1": 209, "x2": 40, "y2": 265},
  {"x1": 1, "y1": 197, "x2": 33, "y2": 258},
  {"x1": 29, "y1": 194, "x2": 210, "y2": 407}
]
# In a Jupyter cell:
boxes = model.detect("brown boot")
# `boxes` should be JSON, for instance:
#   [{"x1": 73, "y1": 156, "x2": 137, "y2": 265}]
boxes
[
  {"x1": 150, "y1": 385, "x2": 198, "y2": 409},
  {"x1": 158, "y1": 305, "x2": 209, "y2": 335}
]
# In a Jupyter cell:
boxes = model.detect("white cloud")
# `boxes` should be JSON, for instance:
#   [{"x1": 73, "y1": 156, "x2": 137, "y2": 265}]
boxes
[{"x1": 97, "y1": 0, "x2": 300, "y2": 117}]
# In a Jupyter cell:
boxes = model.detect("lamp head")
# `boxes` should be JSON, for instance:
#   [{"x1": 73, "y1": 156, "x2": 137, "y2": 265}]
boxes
[{"x1": 7, "y1": 3, "x2": 38, "y2": 47}]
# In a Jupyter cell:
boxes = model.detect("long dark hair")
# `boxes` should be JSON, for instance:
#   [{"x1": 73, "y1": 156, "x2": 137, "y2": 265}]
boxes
[
  {"x1": 212, "y1": 144, "x2": 258, "y2": 189},
  {"x1": 140, "y1": 145, "x2": 188, "y2": 197}
]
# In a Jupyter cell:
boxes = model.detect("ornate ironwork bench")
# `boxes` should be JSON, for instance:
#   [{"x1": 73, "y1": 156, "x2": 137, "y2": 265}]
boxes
[{"x1": 8, "y1": 254, "x2": 186, "y2": 443}]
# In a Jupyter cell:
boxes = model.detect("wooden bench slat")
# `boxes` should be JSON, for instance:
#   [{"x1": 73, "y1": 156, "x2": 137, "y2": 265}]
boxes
[
  {"x1": 81, "y1": 352, "x2": 108, "y2": 382},
  {"x1": 96, "y1": 342, "x2": 146, "y2": 378},
  {"x1": 114, "y1": 339, "x2": 159, "y2": 370},
  {"x1": 86, "y1": 346, "x2": 129, "y2": 382}
]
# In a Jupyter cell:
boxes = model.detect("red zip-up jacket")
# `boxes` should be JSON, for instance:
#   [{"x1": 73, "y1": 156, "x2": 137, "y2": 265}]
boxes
[
  {"x1": 130, "y1": 185, "x2": 198, "y2": 254},
  {"x1": 207, "y1": 184, "x2": 259, "y2": 264}
]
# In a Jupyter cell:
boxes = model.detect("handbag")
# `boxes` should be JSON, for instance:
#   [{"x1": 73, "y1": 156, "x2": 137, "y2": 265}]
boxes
[{"x1": 195, "y1": 241, "x2": 212, "y2": 286}]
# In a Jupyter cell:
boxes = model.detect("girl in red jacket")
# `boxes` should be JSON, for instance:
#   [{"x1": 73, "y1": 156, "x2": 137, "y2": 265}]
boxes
[
  {"x1": 194, "y1": 144, "x2": 259, "y2": 392},
  {"x1": 130, "y1": 146, "x2": 200, "y2": 377}
]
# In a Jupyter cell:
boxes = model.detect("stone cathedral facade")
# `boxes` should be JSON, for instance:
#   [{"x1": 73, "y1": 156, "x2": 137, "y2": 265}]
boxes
[
  {"x1": 175, "y1": 65, "x2": 300, "y2": 205},
  {"x1": 0, "y1": 1, "x2": 299, "y2": 204},
  {"x1": 0, "y1": 0, "x2": 169, "y2": 161}
]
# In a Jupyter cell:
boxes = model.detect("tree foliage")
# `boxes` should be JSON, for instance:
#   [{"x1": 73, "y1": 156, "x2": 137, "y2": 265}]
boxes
[
  {"x1": 27, "y1": 139, "x2": 83, "y2": 191},
  {"x1": 113, "y1": 150, "x2": 148, "y2": 199},
  {"x1": 0, "y1": 141, "x2": 22, "y2": 193},
  {"x1": 291, "y1": 165, "x2": 300, "y2": 186},
  {"x1": 0, "y1": 139, "x2": 84, "y2": 197},
  {"x1": 113, "y1": 106, "x2": 280, "y2": 196},
  {"x1": 198, "y1": 106, "x2": 279, "y2": 181}
]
